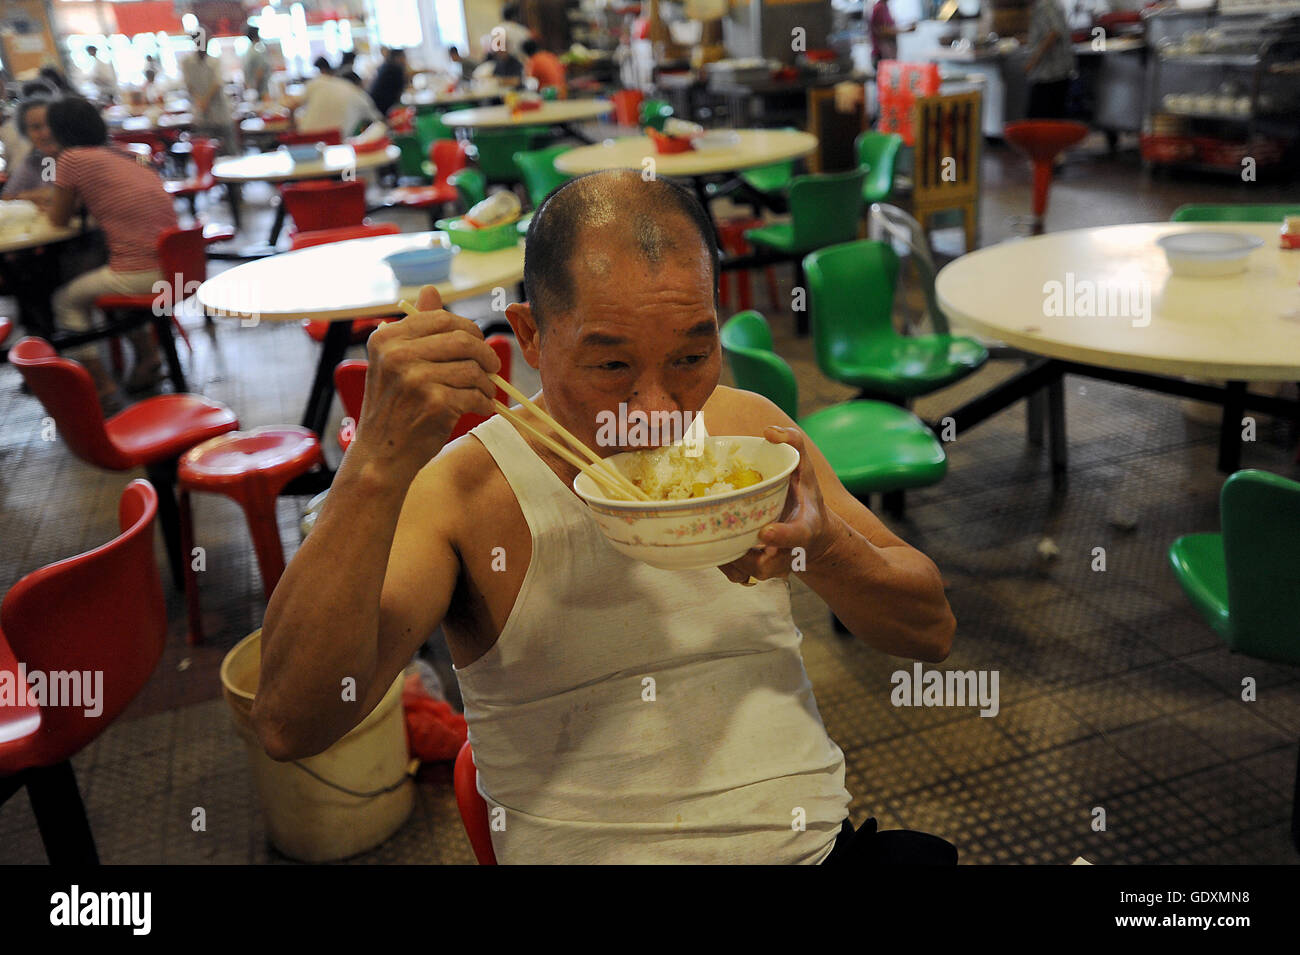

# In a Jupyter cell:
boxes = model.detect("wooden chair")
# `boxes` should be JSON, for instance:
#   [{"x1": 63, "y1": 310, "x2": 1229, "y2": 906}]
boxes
[{"x1": 910, "y1": 90, "x2": 982, "y2": 254}]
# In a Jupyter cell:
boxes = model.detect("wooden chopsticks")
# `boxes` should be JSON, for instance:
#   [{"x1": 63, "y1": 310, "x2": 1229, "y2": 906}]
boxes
[{"x1": 396, "y1": 300, "x2": 651, "y2": 501}]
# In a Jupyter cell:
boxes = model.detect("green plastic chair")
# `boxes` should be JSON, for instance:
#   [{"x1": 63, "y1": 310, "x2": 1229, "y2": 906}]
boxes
[
  {"x1": 1171, "y1": 204, "x2": 1300, "y2": 223},
  {"x1": 471, "y1": 129, "x2": 534, "y2": 185},
  {"x1": 1168, "y1": 469, "x2": 1300, "y2": 851},
  {"x1": 414, "y1": 111, "x2": 455, "y2": 153},
  {"x1": 744, "y1": 169, "x2": 868, "y2": 334},
  {"x1": 720, "y1": 310, "x2": 947, "y2": 498},
  {"x1": 803, "y1": 239, "x2": 989, "y2": 400},
  {"x1": 738, "y1": 126, "x2": 799, "y2": 200},
  {"x1": 1169, "y1": 469, "x2": 1300, "y2": 663},
  {"x1": 639, "y1": 98, "x2": 674, "y2": 131},
  {"x1": 448, "y1": 167, "x2": 486, "y2": 210},
  {"x1": 856, "y1": 130, "x2": 904, "y2": 205},
  {"x1": 393, "y1": 133, "x2": 429, "y2": 182},
  {"x1": 512, "y1": 144, "x2": 574, "y2": 207}
]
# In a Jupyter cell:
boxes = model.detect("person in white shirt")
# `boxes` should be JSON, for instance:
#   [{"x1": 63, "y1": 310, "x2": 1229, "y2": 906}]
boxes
[
  {"x1": 294, "y1": 73, "x2": 381, "y2": 139},
  {"x1": 181, "y1": 34, "x2": 235, "y2": 152},
  {"x1": 490, "y1": 3, "x2": 533, "y2": 58},
  {"x1": 85, "y1": 45, "x2": 118, "y2": 103}
]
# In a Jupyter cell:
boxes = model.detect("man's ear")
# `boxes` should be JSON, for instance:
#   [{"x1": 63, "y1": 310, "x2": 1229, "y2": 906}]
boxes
[{"x1": 504, "y1": 301, "x2": 540, "y2": 369}]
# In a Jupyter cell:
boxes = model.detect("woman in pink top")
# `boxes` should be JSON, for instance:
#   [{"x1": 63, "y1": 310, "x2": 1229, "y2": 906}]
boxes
[{"x1": 38, "y1": 97, "x2": 179, "y2": 403}]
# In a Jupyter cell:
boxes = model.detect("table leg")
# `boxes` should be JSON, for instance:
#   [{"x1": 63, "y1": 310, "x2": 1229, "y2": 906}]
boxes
[
  {"x1": 559, "y1": 122, "x2": 598, "y2": 145},
  {"x1": 1048, "y1": 374, "x2": 1068, "y2": 482},
  {"x1": 153, "y1": 313, "x2": 188, "y2": 393},
  {"x1": 1217, "y1": 380, "x2": 1247, "y2": 474},
  {"x1": 225, "y1": 181, "x2": 243, "y2": 232},
  {"x1": 301, "y1": 320, "x2": 353, "y2": 437},
  {"x1": 268, "y1": 194, "x2": 288, "y2": 247}
]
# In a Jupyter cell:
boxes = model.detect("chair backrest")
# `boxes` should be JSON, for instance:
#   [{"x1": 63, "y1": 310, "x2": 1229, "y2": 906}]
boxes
[
  {"x1": 470, "y1": 129, "x2": 533, "y2": 183},
  {"x1": 870, "y1": 202, "x2": 948, "y2": 335},
  {"x1": 639, "y1": 98, "x2": 674, "y2": 131},
  {"x1": 8, "y1": 338, "x2": 134, "y2": 469},
  {"x1": 1171, "y1": 204, "x2": 1300, "y2": 223},
  {"x1": 281, "y1": 129, "x2": 342, "y2": 147},
  {"x1": 855, "y1": 130, "x2": 903, "y2": 204},
  {"x1": 512, "y1": 144, "x2": 574, "y2": 207},
  {"x1": 0, "y1": 479, "x2": 166, "y2": 764},
  {"x1": 414, "y1": 111, "x2": 454, "y2": 152},
  {"x1": 449, "y1": 168, "x2": 487, "y2": 210},
  {"x1": 719, "y1": 311, "x2": 800, "y2": 420},
  {"x1": 912, "y1": 90, "x2": 982, "y2": 210},
  {"x1": 393, "y1": 133, "x2": 427, "y2": 179},
  {"x1": 454, "y1": 740, "x2": 497, "y2": 864},
  {"x1": 290, "y1": 222, "x2": 401, "y2": 252},
  {"x1": 803, "y1": 239, "x2": 901, "y2": 373},
  {"x1": 281, "y1": 179, "x2": 368, "y2": 234},
  {"x1": 430, "y1": 138, "x2": 470, "y2": 189},
  {"x1": 612, "y1": 88, "x2": 644, "y2": 126},
  {"x1": 332, "y1": 336, "x2": 514, "y2": 445},
  {"x1": 787, "y1": 169, "x2": 868, "y2": 251},
  {"x1": 1220, "y1": 469, "x2": 1300, "y2": 664},
  {"x1": 157, "y1": 225, "x2": 208, "y2": 310},
  {"x1": 189, "y1": 137, "x2": 218, "y2": 181}
]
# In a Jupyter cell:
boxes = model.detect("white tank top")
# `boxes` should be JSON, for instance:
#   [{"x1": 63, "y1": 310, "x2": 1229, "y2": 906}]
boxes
[{"x1": 454, "y1": 412, "x2": 851, "y2": 864}]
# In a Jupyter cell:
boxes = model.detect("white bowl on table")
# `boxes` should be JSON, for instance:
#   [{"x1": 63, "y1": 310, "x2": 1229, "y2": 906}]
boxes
[
  {"x1": 573, "y1": 436, "x2": 800, "y2": 571},
  {"x1": 1157, "y1": 231, "x2": 1265, "y2": 278}
]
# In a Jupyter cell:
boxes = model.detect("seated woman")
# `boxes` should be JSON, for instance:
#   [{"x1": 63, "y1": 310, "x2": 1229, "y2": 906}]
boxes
[
  {"x1": 33, "y1": 97, "x2": 179, "y2": 405},
  {"x1": 1, "y1": 96, "x2": 55, "y2": 198}
]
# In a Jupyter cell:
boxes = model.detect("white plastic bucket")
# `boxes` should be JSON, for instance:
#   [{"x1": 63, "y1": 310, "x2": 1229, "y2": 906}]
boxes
[{"x1": 221, "y1": 629, "x2": 415, "y2": 862}]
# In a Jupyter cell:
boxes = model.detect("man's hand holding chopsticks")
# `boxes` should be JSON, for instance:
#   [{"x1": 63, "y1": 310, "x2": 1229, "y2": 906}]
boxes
[{"x1": 354, "y1": 284, "x2": 502, "y2": 480}]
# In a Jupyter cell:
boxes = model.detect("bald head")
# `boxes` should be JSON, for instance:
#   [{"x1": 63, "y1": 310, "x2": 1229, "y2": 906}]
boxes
[{"x1": 522, "y1": 170, "x2": 719, "y2": 333}]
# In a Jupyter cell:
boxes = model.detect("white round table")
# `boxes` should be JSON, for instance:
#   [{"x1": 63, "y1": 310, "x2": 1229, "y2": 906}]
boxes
[
  {"x1": 197, "y1": 230, "x2": 524, "y2": 436},
  {"x1": 441, "y1": 99, "x2": 612, "y2": 131},
  {"x1": 407, "y1": 88, "x2": 503, "y2": 107},
  {"x1": 0, "y1": 221, "x2": 83, "y2": 254},
  {"x1": 212, "y1": 143, "x2": 400, "y2": 185},
  {"x1": 934, "y1": 221, "x2": 1300, "y2": 473},
  {"x1": 553, "y1": 129, "x2": 818, "y2": 177}
]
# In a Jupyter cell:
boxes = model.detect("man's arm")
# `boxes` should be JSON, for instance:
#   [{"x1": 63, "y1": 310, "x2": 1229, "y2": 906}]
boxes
[
  {"x1": 719, "y1": 390, "x2": 955, "y2": 662},
  {"x1": 251, "y1": 285, "x2": 500, "y2": 760}
]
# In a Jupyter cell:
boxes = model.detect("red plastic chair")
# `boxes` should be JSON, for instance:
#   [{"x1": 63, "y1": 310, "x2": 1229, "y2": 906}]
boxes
[
  {"x1": 380, "y1": 139, "x2": 470, "y2": 229},
  {"x1": 280, "y1": 179, "x2": 368, "y2": 236},
  {"x1": 718, "y1": 218, "x2": 781, "y2": 313},
  {"x1": 332, "y1": 336, "x2": 513, "y2": 452},
  {"x1": 95, "y1": 225, "x2": 208, "y2": 361},
  {"x1": 0, "y1": 480, "x2": 166, "y2": 863},
  {"x1": 612, "y1": 89, "x2": 644, "y2": 127},
  {"x1": 454, "y1": 740, "x2": 498, "y2": 865},
  {"x1": 0, "y1": 317, "x2": 11, "y2": 345},
  {"x1": 1002, "y1": 121, "x2": 1090, "y2": 235},
  {"x1": 178, "y1": 427, "x2": 324, "y2": 644},
  {"x1": 281, "y1": 129, "x2": 343, "y2": 147},
  {"x1": 295, "y1": 223, "x2": 402, "y2": 344},
  {"x1": 8, "y1": 337, "x2": 238, "y2": 588},
  {"x1": 165, "y1": 137, "x2": 218, "y2": 215},
  {"x1": 111, "y1": 130, "x2": 167, "y2": 168}
]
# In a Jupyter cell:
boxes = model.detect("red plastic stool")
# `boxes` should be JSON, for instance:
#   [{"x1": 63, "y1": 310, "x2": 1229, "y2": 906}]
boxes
[
  {"x1": 611, "y1": 89, "x2": 644, "y2": 127},
  {"x1": 717, "y1": 218, "x2": 781, "y2": 312},
  {"x1": 177, "y1": 426, "x2": 323, "y2": 644},
  {"x1": 1002, "y1": 121, "x2": 1090, "y2": 235}
]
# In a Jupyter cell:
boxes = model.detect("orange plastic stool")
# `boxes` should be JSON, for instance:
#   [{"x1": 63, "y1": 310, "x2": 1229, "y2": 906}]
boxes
[
  {"x1": 717, "y1": 218, "x2": 781, "y2": 312},
  {"x1": 611, "y1": 89, "x2": 644, "y2": 127},
  {"x1": 177, "y1": 426, "x2": 323, "y2": 644},
  {"x1": 1002, "y1": 121, "x2": 1089, "y2": 234}
]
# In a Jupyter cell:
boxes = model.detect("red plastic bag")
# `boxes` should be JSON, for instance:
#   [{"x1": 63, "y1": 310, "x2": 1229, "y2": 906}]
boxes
[{"x1": 402, "y1": 671, "x2": 468, "y2": 762}]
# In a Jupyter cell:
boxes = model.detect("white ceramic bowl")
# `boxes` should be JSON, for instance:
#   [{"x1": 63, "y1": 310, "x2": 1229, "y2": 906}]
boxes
[
  {"x1": 1157, "y1": 231, "x2": 1264, "y2": 278},
  {"x1": 573, "y1": 436, "x2": 800, "y2": 571}
]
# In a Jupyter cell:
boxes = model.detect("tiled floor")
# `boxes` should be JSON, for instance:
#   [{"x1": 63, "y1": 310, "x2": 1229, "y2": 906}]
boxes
[{"x1": 1, "y1": 131, "x2": 1297, "y2": 864}]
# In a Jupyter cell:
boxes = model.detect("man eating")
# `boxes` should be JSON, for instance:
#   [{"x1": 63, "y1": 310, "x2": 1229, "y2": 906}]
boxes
[{"x1": 254, "y1": 169, "x2": 957, "y2": 864}]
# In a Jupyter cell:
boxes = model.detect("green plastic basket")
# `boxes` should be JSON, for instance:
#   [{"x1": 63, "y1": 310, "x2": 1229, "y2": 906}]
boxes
[{"x1": 435, "y1": 216, "x2": 522, "y2": 252}]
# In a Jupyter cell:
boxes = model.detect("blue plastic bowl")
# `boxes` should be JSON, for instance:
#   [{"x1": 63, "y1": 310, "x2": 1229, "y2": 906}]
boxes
[
  {"x1": 284, "y1": 144, "x2": 322, "y2": 163},
  {"x1": 383, "y1": 245, "x2": 457, "y2": 285}
]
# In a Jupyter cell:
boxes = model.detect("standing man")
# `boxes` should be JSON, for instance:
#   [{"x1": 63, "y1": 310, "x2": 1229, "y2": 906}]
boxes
[
  {"x1": 243, "y1": 24, "x2": 271, "y2": 100},
  {"x1": 1024, "y1": 0, "x2": 1076, "y2": 118},
  {"x1": 182, "y1": 32, "x2": 235, "y2": 152},
  {"x1": 84, "y1": 45, "x2": 118, "y2": 103},
  {"x1": 368, "y1": 47, "x2": 408, "y2": 118},
  {"x1": 869, "y1": 0, "x2": 915, "y2": 71}
]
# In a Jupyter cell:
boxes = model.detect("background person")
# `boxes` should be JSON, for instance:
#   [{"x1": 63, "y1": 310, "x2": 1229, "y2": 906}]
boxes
[
  {"x1": 295, "y1": 67, "x2": 381, "y2": 139},
  {"x1": 182, "y1": 32, "x2": 235, "y2": 152},
  {"x1": 36, "y1": 98, "x2": 179, "y2": 404},
  {"x1": 367, "y1": 47, "x2": 407, "y2": 117},
  {"x1": 243, "y1": 24, "x2": 271, "y2": 100},
  {"x1": 0, "y1": 97, "x2": 55, "y2": 198},
  {"x1": 869, "y1": 0, "x2": 915, "y2": 71},
  {"x1": 84, "y1": 45, "x2": 118, "y2": 103},
  {"x1": 521, "y1": 38, "x2": 566, "y2": 97},
  {"x1": 1024, "y1": 0, "x2": 1076, "y2": 118}
]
